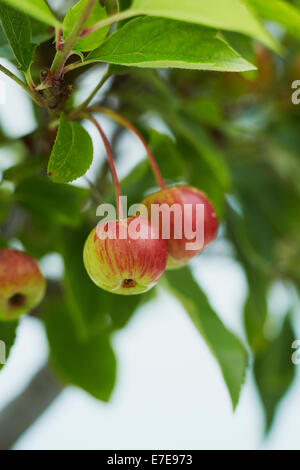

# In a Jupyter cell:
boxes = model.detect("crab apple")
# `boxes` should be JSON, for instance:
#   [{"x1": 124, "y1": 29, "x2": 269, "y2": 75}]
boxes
[
  {"x1": 142, "y1": 185, "x2": 218, "y2": 270},
  {"x1": 0, "y1": 249, "x2": 46, "y2": 321},
  {"x1": 83, "y1": 216, "x2": 168, "y2": 295}
]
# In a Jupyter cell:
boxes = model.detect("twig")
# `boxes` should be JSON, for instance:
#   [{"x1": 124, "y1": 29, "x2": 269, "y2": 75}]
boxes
[
  {"x1": 75, "y1": 66, "x2": 110, "y2": 109},
  {"x1": 62, "y1": 59, "x2": 90, "y2": 75},
  {"x1": 0, "y1": 65, "x2": 44, "y2": 106}
]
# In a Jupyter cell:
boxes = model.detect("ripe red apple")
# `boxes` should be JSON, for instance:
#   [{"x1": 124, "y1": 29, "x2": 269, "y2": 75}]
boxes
[
  {"x1": 83, "y1": 216, "x2": 168, "y2": 295},
  {"x1": 142, "y1": 185, "x2": 218, "y2": 269},
  {"x1": 0, "y1": 249, "x2": 46, "y2": 321}
]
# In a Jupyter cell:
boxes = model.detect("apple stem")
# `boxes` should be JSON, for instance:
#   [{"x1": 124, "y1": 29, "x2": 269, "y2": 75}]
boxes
[
  {"x1": 84, "y1": 114, "x2": 124, "y2": 220},
  {"x1": 85, "y1": 106, "x2": 166, "y2": 190}
]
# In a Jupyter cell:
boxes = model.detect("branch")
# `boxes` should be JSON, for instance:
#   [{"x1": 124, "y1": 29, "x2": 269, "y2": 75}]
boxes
[
  {"x1": 0, "y1": 364, "x2": 63, "y2": 450},
  {"x1": 73, "y1": 66, "x2": 110, "y2": 110},
  {"x1": 0, "y1": 65, "x2": 44, "y2": 107}
]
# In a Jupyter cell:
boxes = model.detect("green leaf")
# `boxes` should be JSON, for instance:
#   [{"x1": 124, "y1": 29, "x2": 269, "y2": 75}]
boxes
[
  {"x1": 177, "y1": 114, "x2": 230, "y2": 191},
  {"x1": 164, "y1": 267, "x2": 249, "y2": 409},
  {"x1": 0, "y1": 13, "x2": 54, "y2": 54},
  {"x1": 226, "y1": 189, "x2": 274, "y2": 273},
  {"x1": 254, "y1": 315, "x2": 296, "y2": 433},
  {"x1": 46, "y1": 300, "x2": 116, "y2": 401},
  {"x1": 117, "y1": 0, "x2": 132, "y2": 28},
  {"x1": 0, "y1": 320, "x2": 18, "y2": 371},
  {"x1": 147, "y1": 129, "x2": 185, "y2": 181},
  {"x1": 3, "y1": 158, "x2": 45, "y2": 184},
  {"x1": 225, "y1": 31, "x2": 256, "y2": 63},
  {"x1": 107, "y1": 63, "x2": 131, "y2": 76},
  {"x1": 18, "y1": 215, "x2": 60, "y2": 259},
  {"x1": 129, "y1": 0, "x2": 279, "y2": 51},
  {"x1": 14, "y1": 176, "x2": 90, "y2": 226},
  {"x1": 224, "y1": 32, "x2": 257, "y2": 81},
  {"x1": 88, "y1": 17, "x2": 256, "y2": 72},
  {"x1": 0, "y1": 26, "x2": 14, "y2": 60},
  {"x1": 63, "y1": 0, "x2": 109, "y2": 52},
  {"x1": 248, "y1": 0, "x2": 300, "y2": 40},
  {"x1": 48, "y1": 113, "x2": 93, "y2": 184},
  {"x1": 0, "y1": 235, "x2": 8, "y2": 248},
  {"x1": 244, "y1": 269, "x2": 268, "y2": 352},
  {"x1": 118, "y1": 0, "x2": 133, "y2": 10},
  {"x1": 0, "y1": 0, "x2": 61, "y2": 27},
  {"x1": 0, "y1": 1, "x2": 36, "y2": 72},
  {"x1": 30, "y1": 16, "x2": 54, "y2": 44},
  {"x1": 183, "y1": 97, "x2": 223, "y2": 127},
  {"x1": 174, "y1": 122, "x2": 229, "y2": 217}
]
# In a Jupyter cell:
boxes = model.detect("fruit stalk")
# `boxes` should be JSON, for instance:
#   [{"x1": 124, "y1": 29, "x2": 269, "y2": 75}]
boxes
[
  {"x1": 86, "y1": 106, "x2": 166, "y2": 190},
  {"x1": 84, "y1": 113, "x2": 124, "y2": 219}
]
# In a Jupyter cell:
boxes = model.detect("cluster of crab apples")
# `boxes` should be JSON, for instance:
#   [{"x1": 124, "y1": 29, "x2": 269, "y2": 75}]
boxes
[
  {"x1": 82, "y1": 113, "x2": 219, "y2": 297},
  {"x1": 83, "y1": 185, "x2": 218, "y2": 295},
  {"x1": 0, "y1": 184, "x2": 218, "y2": 321},
  {"x1": 0, "y1": 110, "x2": 218, "y2": 320}
]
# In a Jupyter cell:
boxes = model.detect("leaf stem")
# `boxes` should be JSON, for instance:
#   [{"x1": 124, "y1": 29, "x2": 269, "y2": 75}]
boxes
[
  {"x1": 0, "y1": 65, "x2": 44, "y2": 106},
  {"x1": 86, "y1": 106, "x2": 166, "y2": 190},
  {"x1": 83, "y1": 113, "x2": 124, "y2": 219},
  {"x1": 25, "y1": 69, "x2": 36, "y2": 90},
  {"x1": 50, "y1": 0, "x2": 98, "y2": 78},
  {"x1": 62, "y1": 60, "x2": 87, "y2": 75}
]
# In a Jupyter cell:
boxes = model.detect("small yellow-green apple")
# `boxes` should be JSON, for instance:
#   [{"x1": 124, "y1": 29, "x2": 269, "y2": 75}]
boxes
[
  {"x1": 83, "y1": 216, "x2": 168, "y2": 295},
  {"x1": 0, "y1": 249, "x2": 46, "y2": 321},
  {"x1": 142, "y1": 185, "x2": 218, "y2": 269}
]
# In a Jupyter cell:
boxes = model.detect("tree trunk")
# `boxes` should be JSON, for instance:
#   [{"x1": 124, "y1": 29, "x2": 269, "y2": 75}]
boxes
[{"x1": 0, "y1": 364, "x2": 63, "y2": 450}]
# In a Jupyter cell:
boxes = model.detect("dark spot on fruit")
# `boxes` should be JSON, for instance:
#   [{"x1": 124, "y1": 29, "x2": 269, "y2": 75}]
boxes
[
  {"x1": 9, "y1": 293, "x2": 26, "y2": 308},
  {"x1": 122, "y1": 279, "x2": 137, "y2": 288}
]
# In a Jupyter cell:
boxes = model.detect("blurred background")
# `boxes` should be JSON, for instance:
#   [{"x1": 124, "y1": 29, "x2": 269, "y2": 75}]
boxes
[
  {"x1": 0, "y1": 59, "x2": 299, "y2": 449},
  {"x1": 1, "y1": 0, "x2": 300, "y2": 450}
]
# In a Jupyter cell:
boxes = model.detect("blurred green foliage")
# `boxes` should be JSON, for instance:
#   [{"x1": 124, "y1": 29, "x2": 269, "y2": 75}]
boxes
[{"x1": 0, "y1": 0, "x2": 299, "y2": 436}]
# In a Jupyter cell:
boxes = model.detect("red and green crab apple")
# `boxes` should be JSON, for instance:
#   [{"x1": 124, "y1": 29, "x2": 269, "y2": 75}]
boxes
[
  {"x1": 142, "y1": 185, "x2": 219, "y2": 269},
  {"x1": 0, "y1": 248, "x2": 46, "y2": 321},
  {"x1": 83, "y1": 216, "x2": 168, "y2": 295}
]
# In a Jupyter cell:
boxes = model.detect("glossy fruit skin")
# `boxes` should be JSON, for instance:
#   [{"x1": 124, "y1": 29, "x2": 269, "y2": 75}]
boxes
[
  {"x1": 142, "y1": 186, "x2": 218, "y2": 270},
  {"x1": 83, "y1": 217, "x2": 168, "y2": 295},
  {"x1": 0, "y1": 249, "x2": 46, "y2": 321}
]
